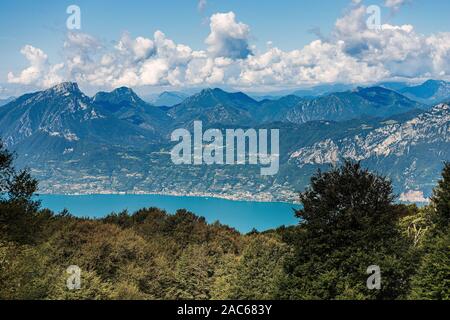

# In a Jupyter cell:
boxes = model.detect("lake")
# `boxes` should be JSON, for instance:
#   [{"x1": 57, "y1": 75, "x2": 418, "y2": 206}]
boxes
[{"x1": 38, "y1": 194, "x2": 301, "y2": 233}]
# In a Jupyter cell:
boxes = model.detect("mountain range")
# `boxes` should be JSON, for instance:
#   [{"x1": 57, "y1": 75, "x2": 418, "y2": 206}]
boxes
[{"x1": 0, "y1": 81, "x2": 448, "y2": 203}]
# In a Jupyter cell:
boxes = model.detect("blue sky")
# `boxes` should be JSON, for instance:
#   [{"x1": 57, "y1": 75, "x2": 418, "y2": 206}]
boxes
[{"x1": 1, "y1": 0, "x2": 450, "y2": 96}]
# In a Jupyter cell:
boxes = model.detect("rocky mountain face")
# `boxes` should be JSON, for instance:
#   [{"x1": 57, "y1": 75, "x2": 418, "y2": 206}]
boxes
[
  {"x1": 0, "y1": 82, "x2": 448, "y2": 203},
  {"x1": 0, "y1": 83, "x2": 162, "y2": 168},
  {"x1": 289, "y1": 104, "x2": 450, "y2": 201}
]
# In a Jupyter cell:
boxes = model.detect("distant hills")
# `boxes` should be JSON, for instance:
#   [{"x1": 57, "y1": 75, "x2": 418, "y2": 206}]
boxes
[
  {"x1": 255, "y1": 86, "x2": 426, "y2": 124},
  {"x1": 167, "y1": 86, "x2": 425, "y2": 127},
  {"x1": 399, "y1": 80, "x2": 450, "y2": 105},
  {"x1": 0, "y1": 80, "x2": 448, "y2": 203},
  {"x1": 146, "y1": 91, "x2": 189, "y2": 107},
  {"x1": 251, "y1": 80, "x2": 450, "y2": 106}
]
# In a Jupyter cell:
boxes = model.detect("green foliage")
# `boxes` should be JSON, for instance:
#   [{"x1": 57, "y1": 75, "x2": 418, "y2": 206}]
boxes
[
  {"x1": 0, "y1": 241, "x2": 58, "y2": 299},
  {"x1": 0, "y1": 141, "x2": 40, "y2": 244},
  {"x1": 170, "y1": 245, "x2": 212, "y2": 300},
  {"x1": 430, "y1": 162, "x2": 450, "y2": 230},
  {"x1": 0, "y1": 141, "x2": 449, "y2": 300},
  {"x1": 409, "y1": 164, "x2": 450, "y2": 300},
  {"x1": 409, "y1": 228, "x2": 450, "y2": 300},
  {"x1": 48, "y1": 268, "x2": 115, "y2": 300},
  {"x1": 227, "y1": 235, "x2": 289, "y2": 300},
  {"x1": 399, "y1": 206, "x2": 433, "y2": 248},
  {"x1": 278, "y1": 161, "x2": 416, "y2": 300}
]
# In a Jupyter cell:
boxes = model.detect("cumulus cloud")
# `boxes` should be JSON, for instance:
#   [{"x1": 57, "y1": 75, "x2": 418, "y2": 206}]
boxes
[
  {"x1": 332, "y1": 5, "x2": 450, "y2": 79},
  {"x1": 7, "y1": 45, "x2": 63, "y2": 87},
  {"x1": 115, "y1": 33, "x2": 155, "y2": 61},
  {"x1": 399, "y1": 190, "x2": 429, "y2": 203},
  {"x1": 205, "y1": 12, "x2": 252, "y2": 59},
  {"x1": 6, "y1": 5, "x2": 450, "y2": 91}
]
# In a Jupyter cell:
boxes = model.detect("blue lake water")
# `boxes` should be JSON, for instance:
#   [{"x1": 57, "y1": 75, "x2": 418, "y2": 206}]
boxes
[{"x1": 38, "y1": 194, "x2": 301, "y2": 233}]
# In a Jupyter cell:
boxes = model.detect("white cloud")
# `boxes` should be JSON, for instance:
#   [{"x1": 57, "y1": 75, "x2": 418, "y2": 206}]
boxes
[
  {"x1": 6, "y1": 5, "x2": 450, "y2": 92},
  {"x1": 399, "y1": 190, "x2": 429, "y2": 203},
  {"x1": 7, "y1": 45, "x2": 63, "y2": 87},
  {"x1": 115, "y1": 33, "x2": 155, "y2": 61},
  {"x1": 205, "y1": 12, "x2": 252, "y2": 59},
  {"x1": 331, "y1": 5, "x2": 450, "y2": 80}
]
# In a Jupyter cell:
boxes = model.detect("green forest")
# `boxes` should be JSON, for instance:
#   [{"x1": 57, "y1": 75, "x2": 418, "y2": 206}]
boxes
[{"x1": 0, "y1": 140, "x2": 449, "y2": 300}]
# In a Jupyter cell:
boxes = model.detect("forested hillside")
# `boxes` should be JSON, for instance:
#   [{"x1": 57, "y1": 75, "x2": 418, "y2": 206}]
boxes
[{"x1": 0, "y1": 140, "x2": 448, "y2": 300}]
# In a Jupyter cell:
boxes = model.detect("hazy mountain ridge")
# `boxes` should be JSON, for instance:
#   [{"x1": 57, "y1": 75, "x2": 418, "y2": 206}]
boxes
[
  {"x1": 147, "y1": 91, "x2": 189, "y2": 107},
  {"x1": 400, "y1": 80, "x2": 450, "y2": 105},
  {"x1": 255, "y1": 86, "x2": 426, "y2": 124}
]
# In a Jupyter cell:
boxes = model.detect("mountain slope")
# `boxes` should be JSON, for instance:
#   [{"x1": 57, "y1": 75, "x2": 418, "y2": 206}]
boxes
[
  {"x1": 93, "y1": 87, "x2": 171, "y2": 132},
  {"x1": 149, "y1": 91, "x2": 189, "y2": 107},
  {"x1": 168, "y1": 88, "x2": 260, "y2": 127},
  {"x1": 0, "y1": 83, "x2": 159, "y2": 165},
  {"x1": 0, "y1": 97, "x2": 15, "y2": 107},
  {"x1": 257, "y1": 86, "x2": 426, "y2": 124},
  {"x1": 401, "y1": 80, "x2": 450, "y2": 105},
  {"x1": 289, "y1": 104, "x2": 450, "y2": 200}
]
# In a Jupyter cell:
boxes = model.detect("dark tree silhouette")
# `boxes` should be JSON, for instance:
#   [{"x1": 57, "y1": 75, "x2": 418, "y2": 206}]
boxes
[{"x1": 0, "y1": 140, "x2": 40, "y2": 244}]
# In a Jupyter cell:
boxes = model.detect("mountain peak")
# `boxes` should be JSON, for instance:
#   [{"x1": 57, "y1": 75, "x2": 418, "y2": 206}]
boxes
[
  {"x1": 94, "y1": 86, "x2": 144, "y2": 105},
  {"x1": 423, "y1": 79, "x2": 447, "y2": 86},
  {"x1": 197, "y1": 88, "x2": 256, "y2": 101},
  {"x1": 48, "y1": 82, "x2": 81, "y2": 95},
  {"x1": 401, "y1": 79, "x2": 450, "y2": 103},
  {"x1": 114, "y1": 86, "x2": 136, "y2": 95},
  {"x1": 159, "y1": 91, "x2": 177, "y2": 97},
  {"x1": 111, "y1": 87, "x2": 140, "y2": 100},
  {"x1": 198, "y1": 88, "x2": 225, "y2": 96}
]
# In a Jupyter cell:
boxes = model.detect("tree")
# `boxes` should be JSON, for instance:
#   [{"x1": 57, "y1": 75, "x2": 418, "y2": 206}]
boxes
[
  {"x1": 226, "y1": 235, "x2": 289, "y2": 300},
  {"x1": 409, "y1": 228, "x2": 450, "y2": 300},
  {"x1": 0, "y1": 140, "x2": 40, "y2": 244},
  {"x1": 278, "y1": 161, "x2": 415, "y2": 300},
  {"x1": 409, "y1": 163, "x2": 450, "y2": 300},
  {"x1": 0, "y1": 241, "x2": 57, "y2": 299},
  {"x1": 430, "y1": 162, "x2": 450, "y2": 230},
  {"x1": 169, "y1": 245, "x2": 212, "y2": 300},
  {"x1": 48, "y1": 268, "x2": 115, "y2": 300}
]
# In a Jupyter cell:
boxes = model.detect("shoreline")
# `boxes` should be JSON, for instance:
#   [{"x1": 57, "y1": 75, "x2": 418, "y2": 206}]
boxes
[{"x1": 36, "y1": 191, "x2": 300, "y2": 205}]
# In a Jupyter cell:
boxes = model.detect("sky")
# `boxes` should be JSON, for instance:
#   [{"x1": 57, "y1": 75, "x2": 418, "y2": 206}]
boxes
[{"x1": 0, "y1": 0, "x2": 450, "y2": 97}]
